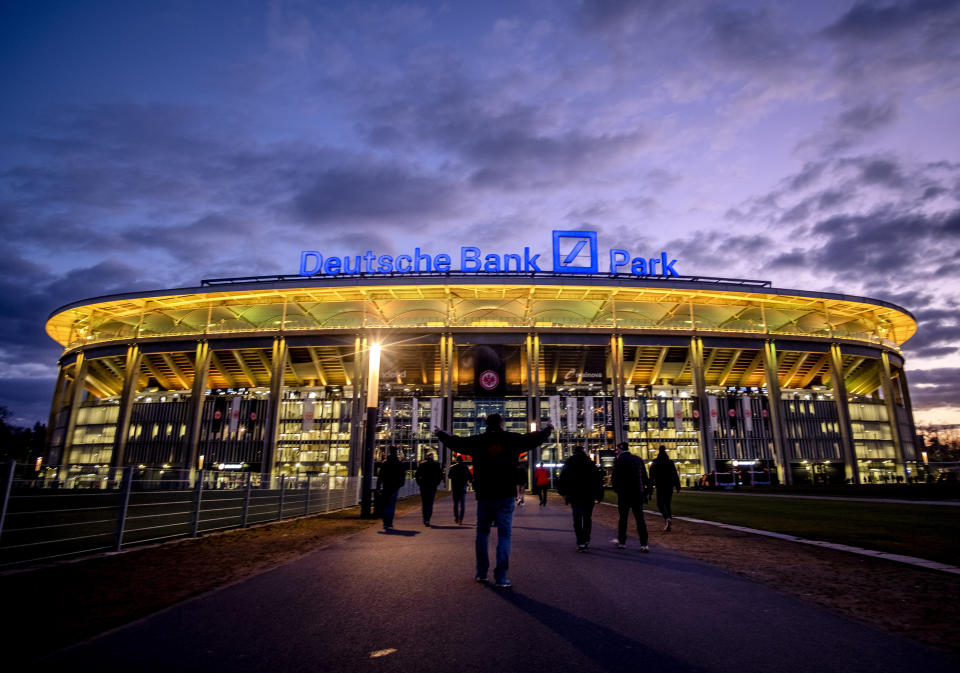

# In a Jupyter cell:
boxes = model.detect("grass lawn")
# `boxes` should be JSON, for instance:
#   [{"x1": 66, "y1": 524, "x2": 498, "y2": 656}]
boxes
[{"x1": 604, "y1": 490, "x2": 960, "y2": 565}]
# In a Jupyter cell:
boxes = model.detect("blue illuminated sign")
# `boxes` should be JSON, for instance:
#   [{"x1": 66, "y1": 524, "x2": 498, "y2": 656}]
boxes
[{"x1": 299, "y1": 231, "x2": 678, "y2": 278}]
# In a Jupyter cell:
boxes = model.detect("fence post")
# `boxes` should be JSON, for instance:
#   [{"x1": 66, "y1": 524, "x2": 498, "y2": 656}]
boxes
[
  {"x1": 278, "y1": 474, "x2": 286, "y2": 520},
  {"x1": 191, "y1": 469, "x2": 204, "y2": 537},
  {"x1": 0, "y1": 460, "x2": 16, "y2": 545},
  {"x1": 241, "y1": 472, "x2": 252, "y2": 528},
  {"x1": 304, "y1": 473, "x2": 311, "y2": 516},
  {"x1": 115, "y1": 466, "x2": 133, "y2": 552}
]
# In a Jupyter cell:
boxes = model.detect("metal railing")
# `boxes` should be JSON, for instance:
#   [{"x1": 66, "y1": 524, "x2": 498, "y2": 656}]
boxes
[{"x1": 0, "y1": 461, "x2": 383, "y2": 569}]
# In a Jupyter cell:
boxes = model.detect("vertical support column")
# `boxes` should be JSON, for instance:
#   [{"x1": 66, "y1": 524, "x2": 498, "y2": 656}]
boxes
[
  {"x1": 444, "y1": 334, "x2": 455, "y2": 433},
  {"x1": 111, "y1": 345, "x2": 143, "y2": 469},
  {"x1": 184, "y1": 341, "x2": 210, "y2": 473},
  {"x1": 532, "y1": 333, "x2": 541, "y2": 423},
  {"x1": 880, "y1": 352, "x2": 906, "y2": 472},
  {"x1": 261, "y1": 337, "x2": 288, "y2": 485},
  {"x1": 61, "y1": 352, "x2": 89, "y2": 468},
  {"x1": 347, "y1": 335, "x2": 366, "y2": 477},
  {"x1": 525, "y1": 333, "x2": 536, "y2": 483},
  {"x1": 762, "y1": 341, "x2": 792, "y2": 485},
  {"x1": 610, "y1": 334, "x2": 625, "y2": 447},
  {"x1": 689, "y1": 337, "x2": 715, "y2": 474},
  {"x1": 828, "y1": 344, "x2": 859, "y2": 484},
  {"x1": 894, "y1": 365, "x2": 919, "y2": 463},
  {"x1": 44, "y1": 367, "x2": 69, "y2": 467},
  {"x1": 360, "y1": 340, "x2": 381, "y2": 518}
]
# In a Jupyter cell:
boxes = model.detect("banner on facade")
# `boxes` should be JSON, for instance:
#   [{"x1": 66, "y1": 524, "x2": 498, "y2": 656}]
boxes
[
  {"x1": 673, "y1": 398, "x2": 683, "y2": 432},
  {"x1": 708, "y1": 395, "x2": 718, "y2": 431},
  {"x1": 549, "y1": 395, "x2": 562, "y2": 432},
  {"x1": 430, "y1": 397, "x2": 443, "y2": 431},
  {"x1": 211, "y1": 396, "x2": 227, "y2": 435},
  {"x1": 657, "y1": 397, "x2": 668, "y2": 430},
  {"x1": 566, "y1": 396, "x2": 578, "y2": 433},
  {"x1": 742, "y1": 396, "x2": 753, "y2": 433},
  {"x1": 584, "y1": 396, "x2": 594, "y2": 432},
  {"x1": 300, "y1": 397, "x2": 313, "y2": 434},
  {"x1": 638, "y1": 396, "x2": 647, "y2": 429},
  {"x1": 472, "y1": 345, "x2": 506, "y2": 396}
]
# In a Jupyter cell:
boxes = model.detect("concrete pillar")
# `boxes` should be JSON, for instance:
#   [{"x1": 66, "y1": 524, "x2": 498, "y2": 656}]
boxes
[
  {"x1": 762, "y1": 340, "x2": 792, "y2": 485},
  {"x1": 261, "y1": 337, "x2": 288, "y2": 483},
  {"x1": 610, "y1": 335, "x2": 625, "y2": 447},
  {"x1": 61, "y1": 352, "x2": 89, "y2": 467},
  {"x1": 828, "y1": 343, "x2": 860, "y2": 484},
  {"x1": 111, "y1": 345, "x2": 143, "y2": 468},
  {"x1": 184, "y1": 341, "x2": 210, "y2": 472},
  {"x1": 880, "y1": 351, "x2": 906, "y2": 473},
  {"x1": 689, "y1": 337, "x2": 715, "y2": 474},
  {"x1": 44, "y1": 366, "x2": 69, "y2": 466}
]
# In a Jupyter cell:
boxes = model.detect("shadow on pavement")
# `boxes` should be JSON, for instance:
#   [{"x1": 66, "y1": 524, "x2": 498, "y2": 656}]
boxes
[
  {"x1": 377, "y1": 529, "x2": 421, "y2": 537},
  {"x1": 492, "y1": 589, "x2": 707, "y2": 673}
]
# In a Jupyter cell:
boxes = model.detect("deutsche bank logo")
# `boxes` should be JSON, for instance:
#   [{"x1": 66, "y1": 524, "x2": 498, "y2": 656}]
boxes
[{"x1": 552, "y1": 230, "x2": 598, "y2": 274}]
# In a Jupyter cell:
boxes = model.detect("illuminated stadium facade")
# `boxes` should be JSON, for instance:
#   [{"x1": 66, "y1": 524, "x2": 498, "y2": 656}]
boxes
[{"x1": 42, "y1": 251, "x2": 921, "y2": 487}]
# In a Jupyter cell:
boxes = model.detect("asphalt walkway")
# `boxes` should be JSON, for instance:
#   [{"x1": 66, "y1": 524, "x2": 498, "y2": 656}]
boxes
[{"x1": 40, "y1": 498, "x2": 956, "y2": 673}]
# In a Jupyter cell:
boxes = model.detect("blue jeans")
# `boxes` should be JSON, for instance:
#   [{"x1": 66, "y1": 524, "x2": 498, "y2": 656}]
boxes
[
  {"x1": 382, "y1": 490, "x2": 399, "y2": 528},
  {"x1": 475, "y1": 496, "x2": 515, "y2": 581},
  {"x1": 452, "y1": 489, "x2": 467, "y2": 521}
]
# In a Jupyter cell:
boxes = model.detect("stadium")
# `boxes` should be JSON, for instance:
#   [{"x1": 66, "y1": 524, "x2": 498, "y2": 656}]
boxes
[{"x1": 42, "y1": 232, "x2": 921, "y2": 488}]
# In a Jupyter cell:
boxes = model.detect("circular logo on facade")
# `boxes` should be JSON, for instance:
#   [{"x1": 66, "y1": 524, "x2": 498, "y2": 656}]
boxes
[
  {"x1": 213, "y1": 410, "x2": 222, "y2": 420},
  {"x1": 478, "y1": 370, "x2": 500, "y2": 390},
  {"x1": 249, "y1": 412, "x2": 257, "y2": 421},
  {"x1": 728, "y1": 409, "x2": 736, "y2": 417}
]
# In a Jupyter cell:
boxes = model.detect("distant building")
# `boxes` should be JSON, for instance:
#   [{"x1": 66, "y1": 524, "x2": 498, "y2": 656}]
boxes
[{"x1": 43, "y1": 271, "x2": 919, "y2": 487}]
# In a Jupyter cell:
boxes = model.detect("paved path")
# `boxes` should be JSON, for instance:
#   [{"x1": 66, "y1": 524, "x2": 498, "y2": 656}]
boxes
[{"x1": 41, "y1": 498, "x2": 956, "y2": 673}]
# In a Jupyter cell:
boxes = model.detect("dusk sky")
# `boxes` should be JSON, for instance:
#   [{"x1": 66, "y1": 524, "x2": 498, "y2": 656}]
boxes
[{"x1": 1, "y1": 0, "x2": 958, "y2": 429}]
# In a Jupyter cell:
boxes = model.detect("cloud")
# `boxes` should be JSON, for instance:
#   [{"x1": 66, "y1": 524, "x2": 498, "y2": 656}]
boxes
[{"x1": 909, "y1": 367, "x2": 960, "y2": 410}]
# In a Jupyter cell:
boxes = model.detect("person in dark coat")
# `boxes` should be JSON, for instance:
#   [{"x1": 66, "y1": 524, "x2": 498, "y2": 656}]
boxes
[
  {"x1": 415, "y1": 452, "x2": 444, "y2": 526},
  {"x1": 515, "y1": 463, "x2": 529, "y2": 506},
  {"x1": 447, "y1": 455, "x2": 473, "y2": 525},
  {"x1": 649, "y1": 445, "x2": 681, "y2": 531},
  {"x1": 557, "y1": 446, "x2": 605, "y2": 552},
  {"x1": 611, "y1": 442, "x2": 650, "y2": 552},
  {"x1": 376, "y1": 446, "x2": 406, "y2": 530},
  {"x1": 434, "y1": 414, "x2": 551, "y2": 588}
]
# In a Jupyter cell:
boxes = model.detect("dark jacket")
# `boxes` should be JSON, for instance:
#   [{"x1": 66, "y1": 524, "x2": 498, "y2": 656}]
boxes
[
  {"x1": 515, "y1": 464, "x2": 529, "y2": 488},
  {"x1": 448, "y1": 461, "x2": 473, "y2": 492},
  {"x1": 557, "y1": 451, "x2": 604, "y2": 505},
  {"x1": 377, "y1": 455, "x2": 406, "y2": 493},
  {"x1": 612, "y1": 451, "x2": 650, "y2": 498},
  {"x1": 650, "y1": 455, "x2": 681, "y2": 491},
  {"x1": 415, "y1": 458, "x2": 444, "y2": 492},
  {"x1": 435, "y1": 427, "x2": 551, "y2": 499}
]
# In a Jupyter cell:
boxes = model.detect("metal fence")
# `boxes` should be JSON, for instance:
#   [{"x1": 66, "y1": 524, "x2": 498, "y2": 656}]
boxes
[{"x1": 0, "y1": 460, "x2": 407, "y2": 569}]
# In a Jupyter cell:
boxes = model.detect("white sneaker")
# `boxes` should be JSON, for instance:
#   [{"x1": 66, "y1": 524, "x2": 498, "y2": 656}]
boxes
[
  {"x1": 640, "y1": 545, "x2": 649, "y2": 553},
  {"x1": 611, "y1": 538, "x2": 625, "y2": 549}
]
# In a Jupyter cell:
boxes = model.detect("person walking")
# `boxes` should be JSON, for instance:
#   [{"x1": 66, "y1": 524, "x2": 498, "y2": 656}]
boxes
[
  {"x1": 434, "y1": 414, "x2": 551, "y2": 588},
  {"x1": 649, "y1": 445, "x2": 681, "y2": 531},
  {"x1": 557, "y1": 446, "x2": 605, "y2": 552},
  {"x1": 515, "y1": 463, "x2": 529, "y2": 506},
  {"x1": 415, "y1": 452, "x2": 444, "y2": 526},
  {"x1": 611, "y1": 442, "x2": 651, "y2": 552},
  {"x1": 376, "y1": 446, "x2": 406, "y2": 530},
  {"x1": 534, "y1": 463, "x2": 551, "y2": 507},
  {"x1": 448, "y1": 455, "x2": 473, "y2": 525}
]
